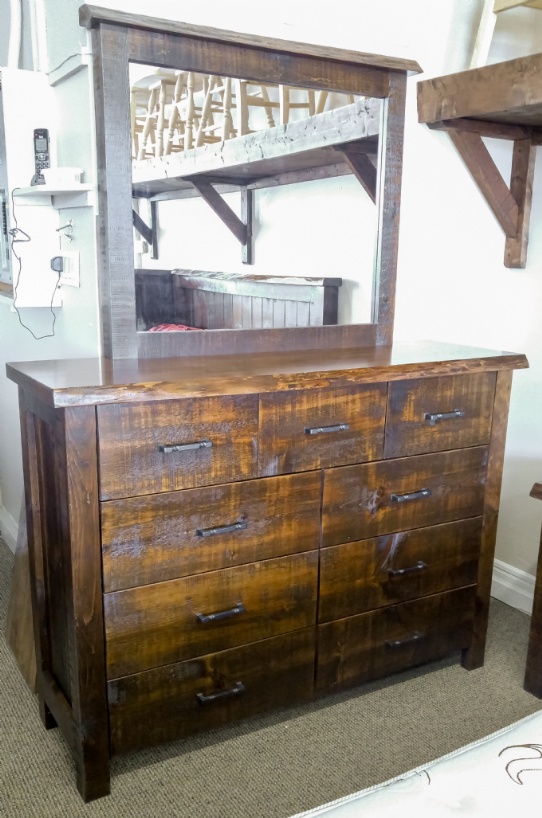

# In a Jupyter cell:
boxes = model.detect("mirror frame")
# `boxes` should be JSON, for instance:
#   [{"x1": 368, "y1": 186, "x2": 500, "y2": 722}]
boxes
[{"x1": 80, "y1": 4, "x2": 421, "y2": 359}]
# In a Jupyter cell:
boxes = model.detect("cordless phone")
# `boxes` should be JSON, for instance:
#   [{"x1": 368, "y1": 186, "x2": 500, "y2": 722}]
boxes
[{"x1": 31, "y1": 128, "x2": 50, "y2": 186}]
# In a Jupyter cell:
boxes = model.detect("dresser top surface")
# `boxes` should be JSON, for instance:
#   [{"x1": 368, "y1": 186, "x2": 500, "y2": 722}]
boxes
[{"x1": 6, "y1": 340, "x2": 528, "y2": 408}]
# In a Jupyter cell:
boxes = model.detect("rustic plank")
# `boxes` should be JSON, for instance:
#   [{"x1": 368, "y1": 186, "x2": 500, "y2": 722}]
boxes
[
  {"x1": 505, "y1": 138, "x2": 536, "y2": 267},
  {"x1": 336, "y1": 145, "x2": 377, "y2": 202},
  {"x1": 525, "y1": 482, "x2": 542, "y2": 696}
]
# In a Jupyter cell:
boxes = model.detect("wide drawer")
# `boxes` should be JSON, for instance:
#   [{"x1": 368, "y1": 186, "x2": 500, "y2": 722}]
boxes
[
  {"x1": 101, "y1": 471, "x2": 321, "y2": 592},
  {"x1": 384, "y1": 372, "x2": 496, "y2": 458},
  {"x1": 259, "y1": 384, "x2": 387, "y2": 476},
  {"x1": 322, "y1": 447, "x2": 488, "y2": 546},
  {"x1": 319, "y1": 517, "x2": 482, "y2": 622},
  {"x1": 316, "y1": 586, "x2": 476, "y2": 694},
  {"x1": 104, "y1": 551, "x2": 318, "y2": 678},
  {"x1": 108, "y1": 628, "x2": 315, "y2": 754},
  {"x1": 97, "y1": 394, "x2": 259, "y2": 500}
]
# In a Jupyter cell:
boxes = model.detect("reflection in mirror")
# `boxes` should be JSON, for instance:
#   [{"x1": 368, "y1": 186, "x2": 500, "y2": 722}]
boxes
[{"x1": 130, "y1": 63, "x2": 382, "y2": 334}]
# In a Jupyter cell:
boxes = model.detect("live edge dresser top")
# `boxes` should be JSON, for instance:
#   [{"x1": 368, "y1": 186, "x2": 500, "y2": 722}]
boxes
[{"x1": 6, "y1": 340, "x2": 528, "y2": 801}]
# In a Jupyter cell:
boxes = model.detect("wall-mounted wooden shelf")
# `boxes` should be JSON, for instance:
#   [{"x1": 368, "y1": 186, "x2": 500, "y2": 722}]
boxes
[
  {"x1": 13, "y1": 183, "x2": 94, "y2": 209},
  {"x1": 417, "y1": 52, "x2": 542, "y2": 268}
]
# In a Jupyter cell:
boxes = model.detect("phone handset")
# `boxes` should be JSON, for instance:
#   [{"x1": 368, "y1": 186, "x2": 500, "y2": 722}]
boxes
[{"x1": 31, "y1": 128, "x2": 50, "y2": 186}]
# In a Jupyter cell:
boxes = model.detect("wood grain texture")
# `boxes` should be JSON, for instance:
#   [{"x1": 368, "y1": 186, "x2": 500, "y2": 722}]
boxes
[
  {"x1": 319, "y1": 517, "x2": 482, "y2": 622},
  {"x1": 104, "y1": 552, "x2": 318, "y2": 678},
  {"x1": 97, "y1": 394, "x2": 259, "y2": 499},
  {"x1": 323, "y1": 447, "x2": 489, "y2": 546},
  {"x1": 108, "y1": 628, "x2": 315, "y2": 754},
  {"x1": 5, "y1": 504, "x2": 36, "y2": 691},
  {"x1": 505, "y1": 138, "x2": 536, "y2": 268},
  {"x1": 462, "y1": 370, "x2": 513, "y2": 670},
  {"x1": 101, "y1": 471, "x2": 321, "y2": 592},
  {"x1": 384, "y1": 372, "x2": 496, "y2": 458},
  {"x1": 259, "y1": 383, "x2": 387, "y2": 476},
  {"x1": 6, "y1": 342, "x2": 528, "y2": 408},
  {"x1": 316, "y1": 586, "x2": 476, "y2": 694}
]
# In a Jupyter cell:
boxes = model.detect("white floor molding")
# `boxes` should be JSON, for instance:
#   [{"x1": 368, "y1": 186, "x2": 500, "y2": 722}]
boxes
[
  {"x1": 491, "y1": 558, "x2": 535, "y2": 615},
  {"x1": 0, "y1": 504, "x2": 17, "y2": 553}
]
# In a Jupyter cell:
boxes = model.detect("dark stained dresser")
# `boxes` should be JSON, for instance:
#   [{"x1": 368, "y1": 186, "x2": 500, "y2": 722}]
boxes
[
  {"x1": 524, "y1": 482, "x2": 542, "y2": 698},
  {"x1": 7, "y1": 341, "x2": 527, "y2": 799}
]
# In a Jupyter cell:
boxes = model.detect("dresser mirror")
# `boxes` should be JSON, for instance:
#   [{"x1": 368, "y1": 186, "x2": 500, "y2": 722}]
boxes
[{"x1": 83, "y1": 5, "x2": 419, "y2": 358}]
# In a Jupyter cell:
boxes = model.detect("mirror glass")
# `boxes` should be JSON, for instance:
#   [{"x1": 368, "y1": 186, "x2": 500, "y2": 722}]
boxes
[{"x1": 130, "y1": 62, "x2": 382, "y2": 333}]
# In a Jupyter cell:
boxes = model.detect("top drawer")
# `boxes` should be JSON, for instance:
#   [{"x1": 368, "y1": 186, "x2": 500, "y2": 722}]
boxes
[
  {"x1": 259, "y1": 384, "x2": 387, "y2": 476},
  {"x1": 384, "y1": 372, "x2": 496, "y2": 458},
  {"x1": 97, "y1": 395, "x2": 259, "y2": 500}
]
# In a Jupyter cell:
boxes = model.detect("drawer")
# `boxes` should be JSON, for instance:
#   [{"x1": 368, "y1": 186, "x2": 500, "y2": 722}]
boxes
[
  {"x1": 108, "y1": 628, "x2": 315, "y2": 754},
  {"x1": 316, "y1": 586, "x2": 475, "y2": 694},
  {"x1": 322, "y1": 446, "x2": 488, "y2": 546},
  {"x1": 319, "y1": 517, "x2": 482, "y2": 622},
  {"x1": 384, "y1": 372, "x2": 496, "y2": 458},
  {"x1": 259, "y1": 384, "x2": 387, "y2": 476},
  {"x1": 97, "y1": 394, "x2": 259, "y2": 500},
  {"x1": 104, "y1": 551, "x2": 318, "y2": 678},
  {"x1": 101, "y1": 471, "x2": 321, "y2": 592}
]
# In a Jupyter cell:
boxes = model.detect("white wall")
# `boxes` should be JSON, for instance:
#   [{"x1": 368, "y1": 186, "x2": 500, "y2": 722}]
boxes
[{"x1": 1, "y1": 0, "x2": 541, "y2": 606}]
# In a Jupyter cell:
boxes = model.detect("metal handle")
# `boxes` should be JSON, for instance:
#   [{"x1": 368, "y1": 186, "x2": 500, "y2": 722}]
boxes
[
  {"x1": 196, "y1": 520, "x2": 248, "y2": 538},
  {"x1": 197, "y1": 681, "x2": 246, "y2": 705},
  {"x1": 387, "y1": 560, "x2": 428, "y2": 578},
  {"x1": 158, "y1": 439, "x2": 212, "y2": 454},
  {"x1": 305, "y1": 423, "x2": 350, "y2": 435},
  {"x1": 385, "y1": 631, "x2": 424, "y2": 649},
  {"x1": 196, "y1": 602, "x2": 246, "y2": 624},
  {"x1": 390, "y1": 488, "x2": 432, "y2": 503},
  {"x1": 424, "y1": 409, "x2": 465, "y2": 426}
]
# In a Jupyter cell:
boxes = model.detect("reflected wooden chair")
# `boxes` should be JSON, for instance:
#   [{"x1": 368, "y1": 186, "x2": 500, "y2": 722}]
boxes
[{"x1": 471, "y1": 0, "x2": 542, "y2": 67}]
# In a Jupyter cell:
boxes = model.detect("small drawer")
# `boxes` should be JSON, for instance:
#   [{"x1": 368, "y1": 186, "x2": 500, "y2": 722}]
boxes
[
  {"x1": 322, "y1": 446, "x2": 488, "y2": 546},
  {"x1": 259, "y1": 384, "x2": 387, "y2": 476},
  {"x1": 97, "y1": 394, "x2": 259, "y2": 500},
  {"x1": 101, "y1": 471, "x2": 321, "y2": 592},
  {"x1": 319, "y1": 517, "x2": 482, "y2": 622},
  {"x1": 108, "y1": 628, "x2": 315, "y2": 754},
  {"x1": 104, "y1": 551, "x2": 318, "y2": 678},
  {"x1": 316, "y1": 586, "x2": 475, "y2": 694},
  {"x1": 384, "y1": 372, "x2": 496, "y2": 458}
]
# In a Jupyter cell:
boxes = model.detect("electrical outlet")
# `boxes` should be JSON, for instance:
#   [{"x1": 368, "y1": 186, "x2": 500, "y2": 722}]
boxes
[{"x1": 59, "y1": 251, "x2": 80, "y2": 287}]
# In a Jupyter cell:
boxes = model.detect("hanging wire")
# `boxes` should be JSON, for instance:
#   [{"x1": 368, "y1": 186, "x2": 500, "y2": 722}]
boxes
[{"x1": 9, "y1": 187, "x2": 60, "y2": 340}]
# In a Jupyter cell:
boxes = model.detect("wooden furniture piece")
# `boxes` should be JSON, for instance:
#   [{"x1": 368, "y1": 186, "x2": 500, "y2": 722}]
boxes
[
  {"x1": 524, "y1": 481, "x2": 542, "y2": 697},
  {"x1": 417, "y1": 53, "x2": 541, "y2": 268},
  {"x1": 471, "y1": 0, "x2": 542, "y2": 68},
  {"x1": 6, "y1": 342, "x2": 527, "y2": 801}
]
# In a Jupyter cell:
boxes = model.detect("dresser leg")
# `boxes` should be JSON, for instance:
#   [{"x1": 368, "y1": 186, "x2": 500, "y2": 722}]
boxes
[
  {"x1": 39, "y1": 698, "x2": 57, "y2": 730},
  {"x1": 524, "y1": 513, "x2": 542, "y2": 697},
  {"x1": 75, "y1": 750, "x2": 111, "y2": 802}
]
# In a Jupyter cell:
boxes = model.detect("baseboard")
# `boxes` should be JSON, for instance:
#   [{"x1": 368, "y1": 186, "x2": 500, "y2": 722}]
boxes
[
  {"x1": 0, "y1": 504, "x2": 18, "y2": 553},
  {"x1": 491, "y1": 558, "x2": 536, "y2": 616}
]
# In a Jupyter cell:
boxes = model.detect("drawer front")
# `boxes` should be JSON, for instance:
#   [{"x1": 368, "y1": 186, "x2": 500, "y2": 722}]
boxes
[
  {"x1": 322, "y1": 446, "x2": 488, "y2": 546},
  {"x1": 104, "y1": 552, "x2": 318, "y2": 678},
  {"x1": 259, "y1": 384, "x2": 387, "y2": 476},
  {"x1": 384, "y1": 372, "x2": 496, "y2": 458},
  {"x1": 102, "y1": 471, "x2": 321, "y2": 592},
  {"x1": 319, "y1": 517, "x2": 482, "y2": 622},
  {"x1": 97, "y1": 394, "x2": 259, "y2": 500},
  {"x1": 316, "y1": 586, "x2": 475, "y2": 694},
  {"x1": 108, "y1": 628, "x2": 315, "y2": 754}
]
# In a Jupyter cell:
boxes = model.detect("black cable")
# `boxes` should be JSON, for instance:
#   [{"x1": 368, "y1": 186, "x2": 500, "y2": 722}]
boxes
[{"x1": 9, "y1": 188, "x2": 60, "y2": 340}]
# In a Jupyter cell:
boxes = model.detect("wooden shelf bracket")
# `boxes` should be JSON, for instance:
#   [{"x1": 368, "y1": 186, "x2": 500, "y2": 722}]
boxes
[
  {"x1": 132, "y1": 202, "x2": 158, "y2": 259},
  {"x1": 188, "y1": 179, "x2": 254, "y2": 264},
  {"x1": 333, "y1": 145, "x2": 377, "y2": 203},
  {"x1": 426, "y1": 122, "x2": 537, "y2": 268}
]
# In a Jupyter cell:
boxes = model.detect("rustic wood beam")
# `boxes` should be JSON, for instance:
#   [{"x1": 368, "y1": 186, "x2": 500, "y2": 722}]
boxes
[
  {"x1": 240, "y1": 187, "x2": 254, "y2": 264},
  {"x1": 335, "y1": 146, "x2": 377, "y2": 202},
  {"x1": 447, "y1": 129, "x2": 519, "y2": 238},
  {"x1": 188, "y1": 178, "x2": 248, "y2": 247},
  {"x1": 505, "y1": 138, "x2": 536, "y2": 267},
  {"x1": 132, "y1": 204, "x2": 158, "y2": 260},
  {"x1": 428, "y1": 118, "x2": 534, "y2": 141}
]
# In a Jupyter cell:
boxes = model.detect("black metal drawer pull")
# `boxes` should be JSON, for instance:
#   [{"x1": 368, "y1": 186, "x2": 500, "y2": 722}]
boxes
[
  {"x1": 388, "y1": 560, "x2": 428, "y2": 577},
  {"x1": 158, "y1": 439, "x2": 212, "y2": 454},
  {"x1": 196, "y1": 520, "x2": 248, "y2": 538},
  {"x1": 197, "y1": 681, "x2": 246, "y2": 705},
  {"x1": 424, "y1": 409, "x2": 465, "y2": 426},
  {"x1": 390, "y1": 488, "x2": 432, "y2": 503},
  {"x1": 196, "y1": 602, "x2": 246, "y2": 624},
  {"x1": 385, "y1": 631, "x2": 424, "y2": 649},
  {"x1": 304, "y1": 423, "x2": 349, "y2": 435}
]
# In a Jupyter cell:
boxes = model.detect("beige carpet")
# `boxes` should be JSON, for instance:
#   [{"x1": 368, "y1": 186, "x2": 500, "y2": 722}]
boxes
[{"x1": 1, "y1": 536, "x2": 541, "y2": 818}]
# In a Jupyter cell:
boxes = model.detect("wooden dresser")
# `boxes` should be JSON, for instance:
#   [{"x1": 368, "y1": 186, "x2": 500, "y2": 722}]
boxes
[
  {"x1": 7, "y1": 341, "x2": 527, "y2": 799},
  {"x1": 524, "y1": 482, "x2": 542, "y2": 698}
]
